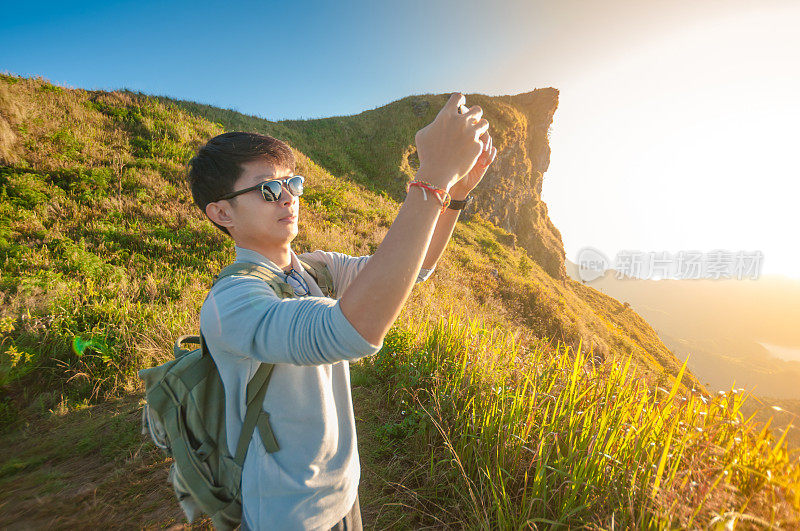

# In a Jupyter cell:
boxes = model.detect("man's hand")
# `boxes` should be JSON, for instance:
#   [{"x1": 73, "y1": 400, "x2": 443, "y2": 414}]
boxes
[
  {"x1": 450, "y1": 131, "x2": 498, "y2": 199},
  {"x1": 414, "y1": 93, "x2": 489, "y2": 190},
  {"x1": 338, "y1": 92, "x2": 493, "y2": 346}
]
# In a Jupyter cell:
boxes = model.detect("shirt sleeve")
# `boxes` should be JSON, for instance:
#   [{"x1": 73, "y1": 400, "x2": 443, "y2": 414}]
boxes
[
  {"x1": 300, "y1": 250, "x2": 435, "y2": 297},
  {"x1": 200, "y1": 275, "x2": 383, "y2": 366}
]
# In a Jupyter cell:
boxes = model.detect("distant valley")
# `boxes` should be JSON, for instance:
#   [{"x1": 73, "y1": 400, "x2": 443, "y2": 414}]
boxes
[{"x1": 566, "y1": 259, "x2": 800, "y2": 399}]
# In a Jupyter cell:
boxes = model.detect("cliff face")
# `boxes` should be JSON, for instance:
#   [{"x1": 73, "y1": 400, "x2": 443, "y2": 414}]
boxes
[{"x1": 467, "y1": 88, "x2": 566, "y2": 280}]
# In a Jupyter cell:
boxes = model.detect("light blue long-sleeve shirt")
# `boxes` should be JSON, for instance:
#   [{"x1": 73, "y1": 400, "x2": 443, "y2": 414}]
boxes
[{"x1": 199, "y1": 245, "x2": 433, "y2": 530}]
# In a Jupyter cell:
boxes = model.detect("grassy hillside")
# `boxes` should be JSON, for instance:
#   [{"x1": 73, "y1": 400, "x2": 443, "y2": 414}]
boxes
[{"x1": 1, "y1": 74, "x2": 798, "y2": 527}]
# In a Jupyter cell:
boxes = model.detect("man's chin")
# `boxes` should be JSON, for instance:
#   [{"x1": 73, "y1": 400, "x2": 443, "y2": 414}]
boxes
[
  {"x1": 249, "y1": 226, "x2": 297, "y2": 246},
  {"x1": 279, "y1": 226, "x2": 299, "y2": 243}
]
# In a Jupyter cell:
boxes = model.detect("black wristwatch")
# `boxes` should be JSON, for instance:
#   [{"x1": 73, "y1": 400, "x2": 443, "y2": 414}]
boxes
[{"x1": 448, "y1": 195, "x2": 474, "y2": 210}]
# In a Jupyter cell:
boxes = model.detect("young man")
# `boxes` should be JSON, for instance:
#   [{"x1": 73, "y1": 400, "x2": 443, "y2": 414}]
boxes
[{"x1": 189, "y1": 93, "x2": 497, "y2": 530}]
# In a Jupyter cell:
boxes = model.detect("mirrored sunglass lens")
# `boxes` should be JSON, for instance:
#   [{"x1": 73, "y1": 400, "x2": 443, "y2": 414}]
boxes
[
  {"x1": 262, "y1": 181, "x2": 283, "y2": 201},
  {"x1": 288, "y1": 176, "x2": 304, "y2": 196}
]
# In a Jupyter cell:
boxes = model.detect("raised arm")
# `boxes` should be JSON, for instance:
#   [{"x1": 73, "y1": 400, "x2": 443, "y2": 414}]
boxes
[{"x1": 338, "y1": 93, "x2": 490, "y2": 345}]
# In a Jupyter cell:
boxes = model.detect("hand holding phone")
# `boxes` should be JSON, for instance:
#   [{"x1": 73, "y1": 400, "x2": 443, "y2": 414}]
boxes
[{"x1": 414, "y1": 93, "x2": 489, "y2": 188}]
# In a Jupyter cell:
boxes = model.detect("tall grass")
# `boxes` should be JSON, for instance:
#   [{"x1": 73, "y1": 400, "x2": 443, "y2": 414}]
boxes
[{"x1": 366, "y1": 312, "x2": 800, "y2": 528}]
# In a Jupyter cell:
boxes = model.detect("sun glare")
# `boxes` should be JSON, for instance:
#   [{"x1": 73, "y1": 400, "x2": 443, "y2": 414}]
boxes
[{"x1": 543, "y1": 5, "x2": 800, "y2": 280}]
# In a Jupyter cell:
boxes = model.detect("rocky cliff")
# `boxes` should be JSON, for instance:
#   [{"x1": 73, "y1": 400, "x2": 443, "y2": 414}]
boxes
[{"x1": 467, "y1": 88, "x2": 566, "y2": 280}]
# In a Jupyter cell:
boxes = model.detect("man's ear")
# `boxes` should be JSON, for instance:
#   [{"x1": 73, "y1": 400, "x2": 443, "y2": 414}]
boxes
[{"x1": 205, "y1": 200, "x2": 235, "y2": 231}]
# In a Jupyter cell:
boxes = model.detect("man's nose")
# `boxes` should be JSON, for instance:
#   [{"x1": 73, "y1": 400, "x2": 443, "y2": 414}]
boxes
[{"x1": 280, "y1": 183, "x2": 294, "y2": 205}]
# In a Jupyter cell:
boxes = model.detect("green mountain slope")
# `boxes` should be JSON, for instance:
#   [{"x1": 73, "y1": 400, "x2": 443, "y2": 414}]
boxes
[{"x1": 1, "y1": 74, "x2": 797, "y2": 527}]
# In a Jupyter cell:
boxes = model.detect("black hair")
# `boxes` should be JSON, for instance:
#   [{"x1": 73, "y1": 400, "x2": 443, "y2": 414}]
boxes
[{"x1": 187, "y1": 131, "x2": 295, "y2": 236}]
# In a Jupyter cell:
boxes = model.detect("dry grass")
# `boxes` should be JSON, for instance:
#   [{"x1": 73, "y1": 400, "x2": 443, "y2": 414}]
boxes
[{"x1": 0, "y1": 395, "x2": 211, "y2": 529}]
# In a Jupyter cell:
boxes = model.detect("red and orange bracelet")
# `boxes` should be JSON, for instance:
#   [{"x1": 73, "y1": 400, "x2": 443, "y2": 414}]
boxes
[{"x1": 406, "y1": 180, "x2": 451, "y2": 213}]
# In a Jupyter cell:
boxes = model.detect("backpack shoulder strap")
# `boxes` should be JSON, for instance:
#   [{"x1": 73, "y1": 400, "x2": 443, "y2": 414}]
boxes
[
  {"x1": 234, "y1": 362, "x2": 279, "y2": 464},
  {"x1": 206, "y1": 263, "x2": 290, "y2": 465},
  {"x1": 299, "y1": 257, "x2": 336, "y2": 298},
  {"x1": 213, "y1": 262, "x2": 295, "y2": 299}
]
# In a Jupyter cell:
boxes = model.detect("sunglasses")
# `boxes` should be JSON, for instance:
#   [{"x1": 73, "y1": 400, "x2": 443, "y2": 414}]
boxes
[{"x1": 216, "y1": 175, "x2": 305, "y2": 202}]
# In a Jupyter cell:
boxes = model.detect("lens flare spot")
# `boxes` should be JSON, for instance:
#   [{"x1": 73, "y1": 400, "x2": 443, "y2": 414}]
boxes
[{"x1": 72, "y1": 336, "x2": 107, "y2": 358}]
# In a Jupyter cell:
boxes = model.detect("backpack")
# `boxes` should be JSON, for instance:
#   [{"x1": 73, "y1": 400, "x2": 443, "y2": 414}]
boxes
[{"x1": 139, "y1": 257, "x2": 335, "y2": 530}]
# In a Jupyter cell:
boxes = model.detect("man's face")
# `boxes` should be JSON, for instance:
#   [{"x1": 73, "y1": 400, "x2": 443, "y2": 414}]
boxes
[{"x1": 222, "y1": 160, "x2": 299, "y2": 248}]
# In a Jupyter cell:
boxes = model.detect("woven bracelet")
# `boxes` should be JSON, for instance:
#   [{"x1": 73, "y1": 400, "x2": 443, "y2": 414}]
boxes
[{"x1": 407, "y1": 180, "x2": 451, "y2": 213}]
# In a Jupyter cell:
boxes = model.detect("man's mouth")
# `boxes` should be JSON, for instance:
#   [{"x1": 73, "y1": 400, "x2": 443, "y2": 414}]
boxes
[{"x1": 279, "y1": 214, "x2": 297, "y2": 223}]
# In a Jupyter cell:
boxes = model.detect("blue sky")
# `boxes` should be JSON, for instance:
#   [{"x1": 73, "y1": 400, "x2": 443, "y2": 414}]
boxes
[
  {"x1": 3, "y1": 0, "x2": 800, "y2": 279},
  {"x1": 1, "y1": 0, "x2": 548, "y2": 119}
]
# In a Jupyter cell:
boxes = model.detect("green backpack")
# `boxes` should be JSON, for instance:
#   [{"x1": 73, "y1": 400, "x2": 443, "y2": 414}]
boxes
[{"x1": 139, "y1": 258, "x2": 335, "y2": 530}]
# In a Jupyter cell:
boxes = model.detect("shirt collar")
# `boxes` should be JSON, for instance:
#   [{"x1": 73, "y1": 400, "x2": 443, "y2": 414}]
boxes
[{"x1": 233, "y1": 245, "x2": 325, "y2": 297}]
